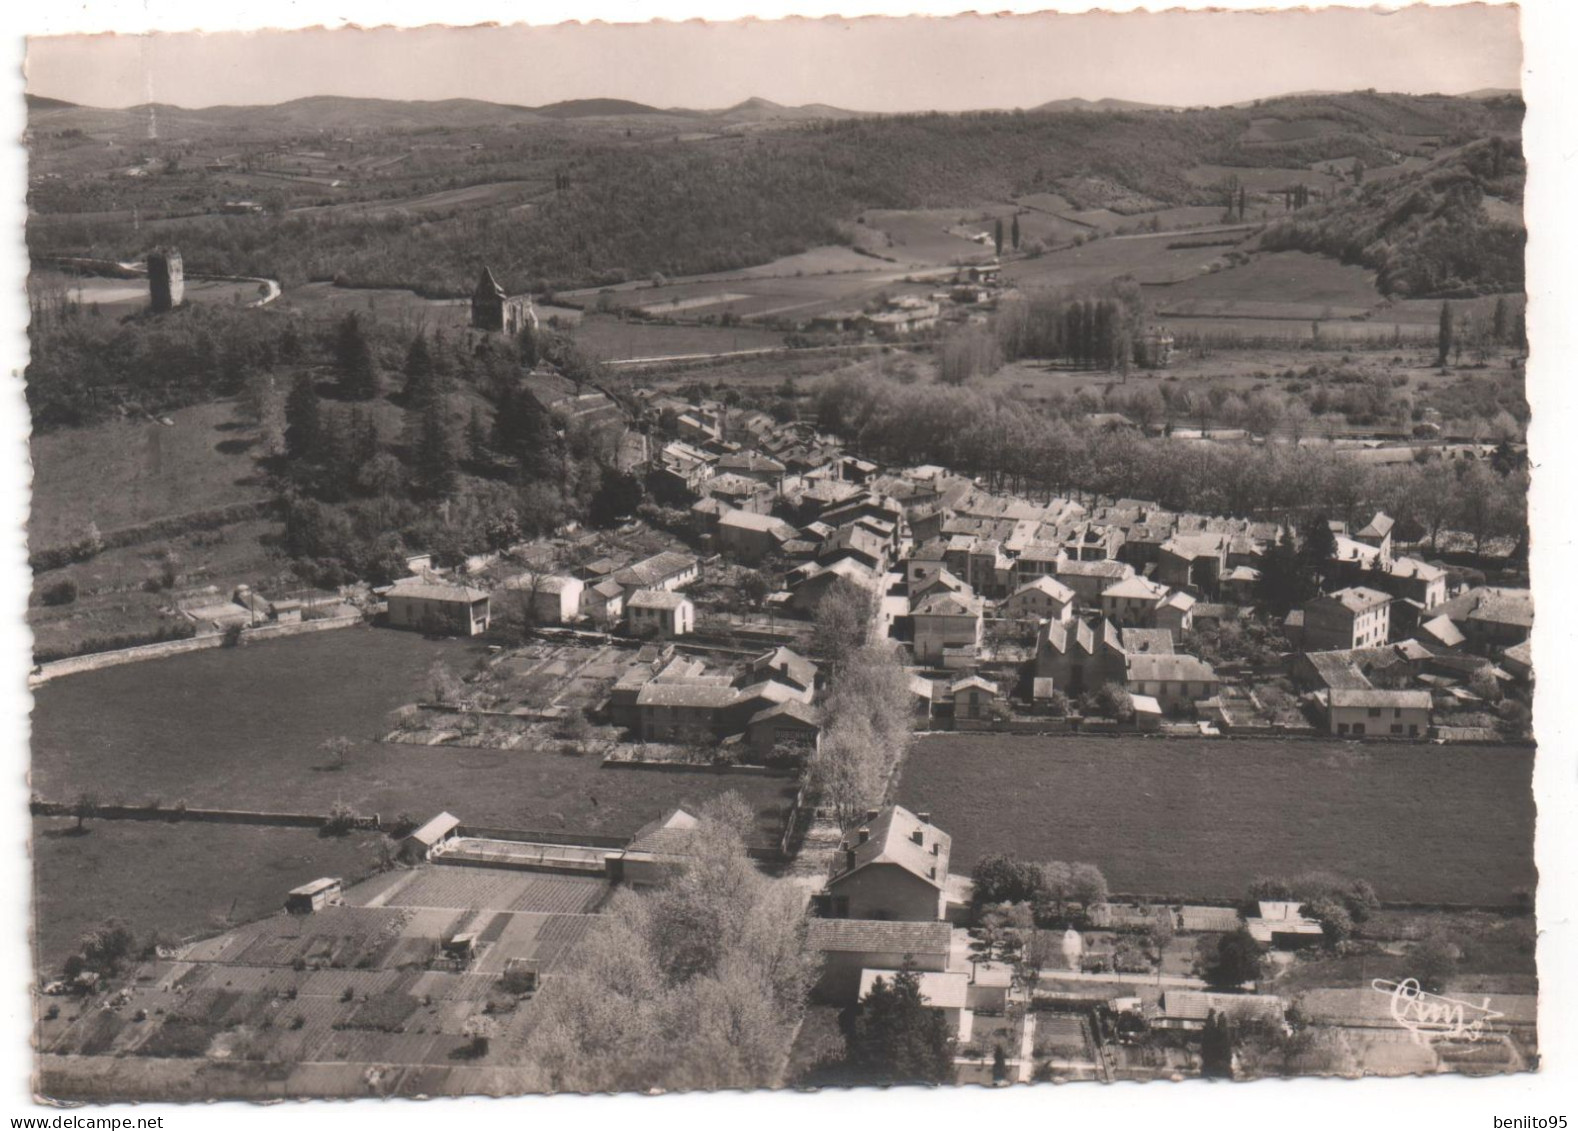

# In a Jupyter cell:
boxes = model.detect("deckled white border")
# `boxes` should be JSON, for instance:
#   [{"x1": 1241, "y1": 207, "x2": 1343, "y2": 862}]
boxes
[{"x1": 1, "y1": 2, "x2": 1572, "y2": 1127}]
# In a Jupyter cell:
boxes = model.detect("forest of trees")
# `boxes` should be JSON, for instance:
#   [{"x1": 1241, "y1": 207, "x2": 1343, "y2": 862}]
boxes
[
  {"x1": 1260, "y1": 137, "x2": 1526, "y2": 297},
  {"x1": 27, "y1": 93, "x2": 1523, "y2": 297},
  {"x1": 520, "y1": 794, "x2": 816, "y2": 1092}
]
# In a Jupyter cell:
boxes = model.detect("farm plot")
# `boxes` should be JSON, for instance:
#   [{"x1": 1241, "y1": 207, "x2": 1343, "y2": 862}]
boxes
[
  {"x1": 859, "y1": 208, "x2": 1004, "y2": 266},
  {"x1": 571, "y1": 315, "x2": 785, "y2": 362},
  {"x1": 279, "y1": 281, "x2": 471, "y2": 330},
  {"x1": 378, "y1": 869, "x2": 606, "y2": 915},
  {"x1": 1145, "y1": 251, "x2": 1385, "y2": 315},
  {"x1": 895, "y1": 735, "x2": 1535, "y2": 906},
  {"x1": 1003, "y1": 229, "x2": 1244, "y2": 291}
]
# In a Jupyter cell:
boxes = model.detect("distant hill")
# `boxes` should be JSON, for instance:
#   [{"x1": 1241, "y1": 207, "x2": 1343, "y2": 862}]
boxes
[
  {"x1": 533, "y1": 98, "x2": 673, "y2": 119},
  {"x1": 713, "y1": 97, "x2": 865, "y2": 122},
  {"x1": 26, "y1": 94, "x2": 541, "y2": 136},
  {"x1": 1032, "y1": 97, "x2": 1170, "y2": 114},
  {"x1": 25, "y1": 94, "x2": 77, "y2": 112}
]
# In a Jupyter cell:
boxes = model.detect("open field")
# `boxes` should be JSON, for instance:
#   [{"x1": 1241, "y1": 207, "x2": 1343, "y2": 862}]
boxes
[
  {"x1": 287, "y1": 179, "x2": 544, "y2": 221},
  {"x1": 31, "y1": 271, "x2": 271, "y2": 318},
  {"x1": 1185, "y1": 163, "x2": 1347, "y2": 195},
  {"x1": 30, "y1": 627, "x2": 798, "y2": 848},
  {"x1": 1146, "y1": 251, "x2": 1384, "y2": 318},
  {"x1": 571, "y1": 314, "x2": 786, "y2": 362},
  {"x1": 895, "y1": 734, "x2": 1535, "y2": 906},
  {"x1": 29, "y1": 399, "x2": 271, "y2": 551},
  {"x1": 278, "y1": 281, "x2": 472, "y2": 330},
  {"x1": 1003, "y1": 228, "x2": 1251, "y2": 292},
  {"x1": 32, "y1": 818, "x2": 387, "y2": 974},
  {"x1": 859, "y1": 208, "x2": 1005, "y2": 266}
]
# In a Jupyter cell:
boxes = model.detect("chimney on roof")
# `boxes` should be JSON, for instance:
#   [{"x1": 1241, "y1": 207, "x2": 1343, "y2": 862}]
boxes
[
  {"x1": 865, "y1": 808, "x2": 880, "y2": 822},
  {"x1": 911, "y1": 828, "x2": 924, "y2": 846},
  {"x1": 844, "y1": 848, "x2": 856, "y2": 871},
  {"x1": 918, "y1": 811, "x2": 931, "y2": 825},
  {"x1": 857, "y1": 827, "x2": 870, "y2": 845}
]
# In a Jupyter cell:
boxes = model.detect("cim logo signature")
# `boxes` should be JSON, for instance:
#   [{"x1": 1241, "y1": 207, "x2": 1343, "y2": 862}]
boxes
[{"x1": 1371, "y1": 977, "x2": 1505, "y2": 1045}]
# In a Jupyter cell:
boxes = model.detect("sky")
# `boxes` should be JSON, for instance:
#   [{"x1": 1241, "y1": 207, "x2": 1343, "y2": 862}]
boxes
[{"x1": 23, "y1": 4, "x2": 1523, "y2": 113}]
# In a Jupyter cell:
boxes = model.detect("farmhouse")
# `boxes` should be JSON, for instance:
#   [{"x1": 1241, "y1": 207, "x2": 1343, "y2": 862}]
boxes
[
  {"x1": 822, "y1": 806, "x2": 952, "y2": 922},
  {"x1": 807, "y1": 918, "x2": 952, "y2": 1003},
  {"x1": 1056, "y1": 558, "x2": 1135, "y2": 606},
  {"x1": 385, "y1": 579, "x2": 491, "y2": 636},
  {"x1": 1149, "y1": 991, "x2": 1285, "y2": 1031},
  {"x1": 626, "y1": 589, "x2": 695, "y2": 639},
  {"x1": 1325, "y1": 688, "x2": 1432, "y2": 738},
  {"x1": 949, "y1": 675, "x2": 1001, "y2": 722},
  {"x1": 1152, "y1": 589, "x2": 1197, "y2": 637},
  {"x1": 1439, "y1": 587, "x2": 1534, "y2": 653}
]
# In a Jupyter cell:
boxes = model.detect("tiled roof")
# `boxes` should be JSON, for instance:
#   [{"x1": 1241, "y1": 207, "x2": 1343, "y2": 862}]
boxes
[
  {"x1": 1328, "y1": 688, "x2": 1432, "y2": 709},
  {"x1": 1126, "y1": 653, "x2": 1217, "y2": 683},
  {"x1": 388, "y1": 580, "x2": 489, "y2": 603},
  {"x1": 806, "y1": 918, "x2": 952, "y2": 955},
  {"x1": 628, "y1": 588, "x2": 691, "y2": 610},
  {"x1": 831, "y1": 805, "x2": 951, "y2": 891}
]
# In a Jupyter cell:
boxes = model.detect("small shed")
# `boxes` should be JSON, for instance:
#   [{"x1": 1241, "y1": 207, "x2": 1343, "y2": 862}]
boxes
[
  {"x1": 285, "y1": 877, "x2": 342, "y2": 914},
  {"x1": 443, "y1": 931, "x2": 479, "y2": 961},
  {"x1": 1130, "y1": 694, "x2": 1163, "y2": 732},
  {"x1": 400, "y1": 811, "x2": 461, "y2": 863}
]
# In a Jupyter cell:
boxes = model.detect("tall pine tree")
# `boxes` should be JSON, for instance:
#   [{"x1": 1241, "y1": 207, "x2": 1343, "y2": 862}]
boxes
[
  {"x1": 284, "y1": 373, "x2": 322, "y2": 463},
  {"x1": 412, "y1": 397, "x2": 458, "y2": 499},
  {"x1": 403, "y1": 333, "x2": 436, "y2": 407},
  {"x1": 334, "y1": 313, "x2": 378, "y2": 400}
]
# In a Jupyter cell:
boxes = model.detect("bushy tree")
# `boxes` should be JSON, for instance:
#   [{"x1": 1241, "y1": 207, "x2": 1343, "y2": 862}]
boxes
[
  {"x1": 849, "y1": 961, "x2": 957, "y2": 1085},
  {"x1": 1202, "y1": 927, "x2": 1265, "y2": 989}
]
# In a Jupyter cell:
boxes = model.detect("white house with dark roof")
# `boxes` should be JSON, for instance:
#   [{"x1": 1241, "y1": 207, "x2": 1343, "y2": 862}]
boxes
[
  {"x1": 626, "y1": 589, "x2": 695, "y2": 639},
  {"x1": 911, "y1": 591, "x2": 984, "y2": 666},
  {"x1": 386, "y1": 580, "x2": 491, "y2": 636},
  {"x1": 1124, "y1": 653, "x2": 1220, "y2": 712},
  {"x1": 1325, "y1": 687, "x2": 1431, "y2": 738},
  {"x1": 1100, "y1": 575, "x2": 1170, "y2": 626},
  {"x1": 822, "y1": 806, "x2": 952, "y2": 922}
]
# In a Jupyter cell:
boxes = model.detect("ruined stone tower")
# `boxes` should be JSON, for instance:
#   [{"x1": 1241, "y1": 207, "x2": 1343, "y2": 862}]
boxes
[
  {"x1": 147, "y1": 247, "x2": 185, "y2": 313},
  {"x1": 470, "y1": 266, "x2": 536, "y2": 335}
]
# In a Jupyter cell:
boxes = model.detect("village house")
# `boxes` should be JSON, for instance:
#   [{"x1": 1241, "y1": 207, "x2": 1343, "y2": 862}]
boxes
[
  {"x1": 910, "y1": 590, "x2": 985, "y2": 667},
  {"x1": 1011, "y1": 539, "x2": 1066, "y2": 585},
  {"x1": 385, "y1": 580, "x2": 492, "y2": 637},
  {"x1": 807, "y1": 918, "x2": 952, "y2": 1003},
  {"x1": 702, "y1": 470, "x2": 772, "y2": 512},
  {"x1": 626, "y1": 589, "x2": 695, "y2": 638},
  {"x1": 715, "y1": 450, "x2": 786, "y2": 486},
  {"x1": 1100, "y1": 575, "x2": 1171, "y2": 627},
  {"x1": 1156, "y1": 532, "x2": 1229, "y2": 595},
  {"x1": 1152, "y1": 589, "x2": 1197, "y2": 637},
  {"x1": 1383, "y1": 557, "x2": 1449, "y2": 610},
  {"x1": 1325, "y1": 687, "x2": 1432, "y2": 738},
  {"x1": 742, "y1": 646, "x2": 818, "y2": 695},
  {"x1": 285, "y1": 877, "x2": 342, "y2": 915},
  {"x1": 905, "y1": 537, "x2": 952, "y2": 589},
  {"x1": 1033, "y1": 617, "x2": 1128, "y2": 698},
  {"x1": 1056, "y1": 558, "x2": 1136, "y2": 607},
  {"x1": 1003, "y1": 576, "x2": 1077, "y2": 626},
  {"x1": 1299, "y1": 587, "x2": 1393, "y2": 651},
  {"x1": 949, "y1": 675, "x2": 1001, "y2": 722},
  {"x1": 745, "y1": 701, "x2": 822, "y2": 760},
  {"x1": 634, "y1": 681, "x2": 738, "y2": 742},
  {"x1": 499, "y1": 572, "x2": 583, "y2": 626},
  {"x1": 1352, "y1": 512, "x2": 1396, "y2": 565},
  {"x1": 1440, "y1": 587, "x2": 1534, "y2": 653},
  {"x1": 715, "y1": 508, "x2": 798, "y2": 564},
  {"x1": 578, "y1": 578, "x2": 625, "y2": 628},
  {"x1": 1218, "y1": 565, "x2": 1261, "y2": 606},
  {"x1": 1124, "y1": 653, "x2": 1220, "y2": 713},
  {"x1": 821, "y1": 806, "x2": 952, "y2": 922},
  {"x1": 612, "y1": 551, "x2": 701, "y2": 597}
]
